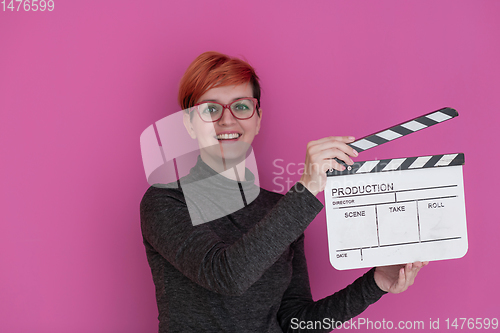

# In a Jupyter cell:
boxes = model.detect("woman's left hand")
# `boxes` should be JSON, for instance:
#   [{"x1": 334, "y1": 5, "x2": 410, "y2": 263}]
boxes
[{"x1": 373, "y1": 261, "x2": 429, "y2": 294}]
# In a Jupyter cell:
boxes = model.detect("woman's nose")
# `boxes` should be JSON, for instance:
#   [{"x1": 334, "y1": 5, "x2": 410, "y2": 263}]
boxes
[{"x1": 218, "y1": 107, "x2": 236, "y2": 125}]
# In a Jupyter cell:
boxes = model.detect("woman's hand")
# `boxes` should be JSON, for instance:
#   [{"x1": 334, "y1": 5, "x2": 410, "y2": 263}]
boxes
[
  {"x1": 298, "y1": 136, "x2": 358, "y2": 196},
  {"x1": 374, "y1": 261, "x2": 429, "y2": 294}
]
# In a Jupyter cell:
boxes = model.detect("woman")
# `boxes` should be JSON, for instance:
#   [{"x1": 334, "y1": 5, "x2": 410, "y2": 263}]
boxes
[{"x1": 140, "y1": 51, "x2": 427, "y2": 332}]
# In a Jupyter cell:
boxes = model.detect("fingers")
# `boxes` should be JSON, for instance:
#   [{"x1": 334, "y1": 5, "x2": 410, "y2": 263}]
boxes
[
  {"x1": 403, "y1": 261, "x2": 425, "y2": 289},
  {"x1": 309, "y1": 136, "x2": 358, "y2": 157},
  {"x1": 316, "y1": 148, "x2": 355, "y2": 170},
  {"x1": 391, "y1": 261, "x2": 427, "y2": 294},
  {"x1": 306, "y1": 136, "x2": 359, "y2": 171},
  {"x1": 404, "y1": 263, "x2": 414, "y2": 287},
  {"x1": 300, "y1": 136, "x2": 358, "y2": 195},
  {"x1": 307, "y1": 136, "x2": 356, "y2": 153},
  {"x1": 309, "y1": 135, "x2": 356, "y2": 146},
  {"x1": 397, "y1": 266, "x2": 406, "y2": 290}
]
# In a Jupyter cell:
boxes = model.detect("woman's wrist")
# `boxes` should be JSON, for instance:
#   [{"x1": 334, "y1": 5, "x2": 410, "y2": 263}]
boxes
[
  {"x1": 373, "y1": 267, "x2": 389, "y2": 292},
  {"x1": 298, "y1": 179, "x2": 319, "y2": 197}
]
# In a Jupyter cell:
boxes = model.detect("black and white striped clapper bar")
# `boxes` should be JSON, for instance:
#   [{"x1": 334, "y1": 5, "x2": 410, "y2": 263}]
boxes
[{"x1": 325, "y1": 107, "x2": 468, "y2": 270}]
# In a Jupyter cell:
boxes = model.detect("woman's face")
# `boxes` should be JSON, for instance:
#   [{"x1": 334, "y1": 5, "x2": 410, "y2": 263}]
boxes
[{"x1": 183, "y1": 82, "x2": 262, "y2": 167}]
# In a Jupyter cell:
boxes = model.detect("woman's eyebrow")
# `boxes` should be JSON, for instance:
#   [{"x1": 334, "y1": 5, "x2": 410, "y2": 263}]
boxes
[{"x1": 199, "y1": 97, "x2": 251, "y2": 103}]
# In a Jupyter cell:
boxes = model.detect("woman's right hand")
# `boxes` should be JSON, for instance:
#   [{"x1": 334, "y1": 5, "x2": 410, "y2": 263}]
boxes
[{"x1": 298, "y1": 136, "x2": 358, "y2": 196}]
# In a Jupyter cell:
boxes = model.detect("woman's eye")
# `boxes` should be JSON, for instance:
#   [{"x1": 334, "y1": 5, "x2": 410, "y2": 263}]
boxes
[
  {"x1": 234, "y1": 104, "x2": 249, "y2": 110},
  {"x1": 202, "y1": 105, "x2": 219, "y2": 113}
]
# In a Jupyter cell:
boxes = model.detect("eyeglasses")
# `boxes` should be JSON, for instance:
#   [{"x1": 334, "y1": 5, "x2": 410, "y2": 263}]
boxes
[{"x1": 191, "y1": 98, "x2": 259, "y2": 122}]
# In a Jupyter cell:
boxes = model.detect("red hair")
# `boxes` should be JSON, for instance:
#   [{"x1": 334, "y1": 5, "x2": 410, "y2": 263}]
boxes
[{"x1": 178, "y1": 51, "x2": 261, "y2": 114}]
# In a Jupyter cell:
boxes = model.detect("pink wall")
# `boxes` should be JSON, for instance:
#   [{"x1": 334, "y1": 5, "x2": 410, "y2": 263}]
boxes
[{"x1": 1, "y1": 0, "x2": 499, "y2": 331}]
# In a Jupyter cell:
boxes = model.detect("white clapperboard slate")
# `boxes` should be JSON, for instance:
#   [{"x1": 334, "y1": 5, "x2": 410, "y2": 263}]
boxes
[{"x1": 324, "y1": 108, "x2": 468, "y2": 270}]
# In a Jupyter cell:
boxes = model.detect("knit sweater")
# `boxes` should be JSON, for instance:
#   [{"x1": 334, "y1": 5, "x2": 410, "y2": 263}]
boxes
[{"x1": 140, "y1": 155, "x2": 387, "y2": 332}]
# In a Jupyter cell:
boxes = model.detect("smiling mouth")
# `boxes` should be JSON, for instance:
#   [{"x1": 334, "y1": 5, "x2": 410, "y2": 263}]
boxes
[{"x1": 216, "y1": 133, "x2": 242, "y2": 140}]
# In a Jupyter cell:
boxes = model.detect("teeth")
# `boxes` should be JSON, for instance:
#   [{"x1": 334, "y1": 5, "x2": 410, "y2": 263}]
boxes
[{"x1": 217, "y1": 133, "x2": 241, "y2": 140}]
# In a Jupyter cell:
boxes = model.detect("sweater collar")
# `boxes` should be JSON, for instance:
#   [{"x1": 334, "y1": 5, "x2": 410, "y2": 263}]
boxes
[
  {"x1": 176, "y1": 155, "x2": 260, "y2": 225},
  {"x1": 186, "y1": 155, "x2": 257, "y2": 192}
]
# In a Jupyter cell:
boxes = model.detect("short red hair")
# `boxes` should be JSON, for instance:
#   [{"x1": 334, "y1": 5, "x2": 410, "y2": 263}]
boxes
[{"x1": 178, "y1": 51, "x2": 261, "y2": 113}]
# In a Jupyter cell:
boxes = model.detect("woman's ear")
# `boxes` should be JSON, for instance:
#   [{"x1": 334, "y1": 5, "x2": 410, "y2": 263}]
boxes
[
  {"x1": 256, "y1": 108, "x2": 263, "y2": 134},
  {"x1": 183, "y1": 110, "x2": 197, "y2": 139}
]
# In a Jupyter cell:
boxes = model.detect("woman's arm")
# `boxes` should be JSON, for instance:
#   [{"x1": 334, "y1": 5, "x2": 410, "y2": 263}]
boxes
[
  {"x1": 277, "y1": 234, "x2": 387, "y2": 333},
  {"x1": 140, "y1": 181, "x2": 324, "y2": 296},
  {"x1": 141, "y1": 135, "x2": 357, "y2": 297}
]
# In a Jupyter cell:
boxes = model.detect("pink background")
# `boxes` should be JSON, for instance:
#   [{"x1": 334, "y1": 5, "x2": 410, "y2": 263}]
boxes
[{"x1": 1, "y1": 0, "x2": 499, "y2": 332}]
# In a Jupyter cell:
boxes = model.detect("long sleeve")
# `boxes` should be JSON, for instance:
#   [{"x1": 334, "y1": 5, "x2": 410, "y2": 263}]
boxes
[
  {"x1": 277, "y1": 234, "x2": 387, "y2": 332},
  {"x1": 140, "y1": 181, "x2": 324, "y2": 297}
]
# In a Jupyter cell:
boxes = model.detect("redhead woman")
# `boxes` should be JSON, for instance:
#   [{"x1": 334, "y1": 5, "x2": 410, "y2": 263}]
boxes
[{"x1": 140, "y1": 51, "x2": 428, "y2": 332}]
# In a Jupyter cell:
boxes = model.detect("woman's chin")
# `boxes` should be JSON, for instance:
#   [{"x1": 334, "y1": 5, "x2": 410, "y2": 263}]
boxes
[
  {"x1": 200, "y1": 141, "x2": 251, "y2": 168},
  {"x1": 220, "y1": 138, "x2": 249, "y2": 150}
]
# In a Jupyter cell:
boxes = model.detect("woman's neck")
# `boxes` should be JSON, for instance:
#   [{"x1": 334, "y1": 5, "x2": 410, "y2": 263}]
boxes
[{"x1": 200, "y1": 152, "x2": 246, "y2": 182}]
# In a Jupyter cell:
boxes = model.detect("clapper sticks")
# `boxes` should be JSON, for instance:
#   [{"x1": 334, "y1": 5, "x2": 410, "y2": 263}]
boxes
[
  {"x1": 324, "y1": 107, "x2": 468, "y2": 270},
  {"x1": 349, "y1": 107, "x2": 458, "y2": 153}
]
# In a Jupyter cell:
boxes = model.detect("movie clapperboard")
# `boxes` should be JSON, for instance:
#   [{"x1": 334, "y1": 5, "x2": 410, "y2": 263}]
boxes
[{"x1": 324, "y1": 108, "x2": 468, "y2": 270}]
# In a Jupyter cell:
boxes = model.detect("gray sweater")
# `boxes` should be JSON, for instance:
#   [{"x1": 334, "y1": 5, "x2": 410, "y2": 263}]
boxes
[{"x1": 140, "y1": 156, "x2": 386, "y2": 332}]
